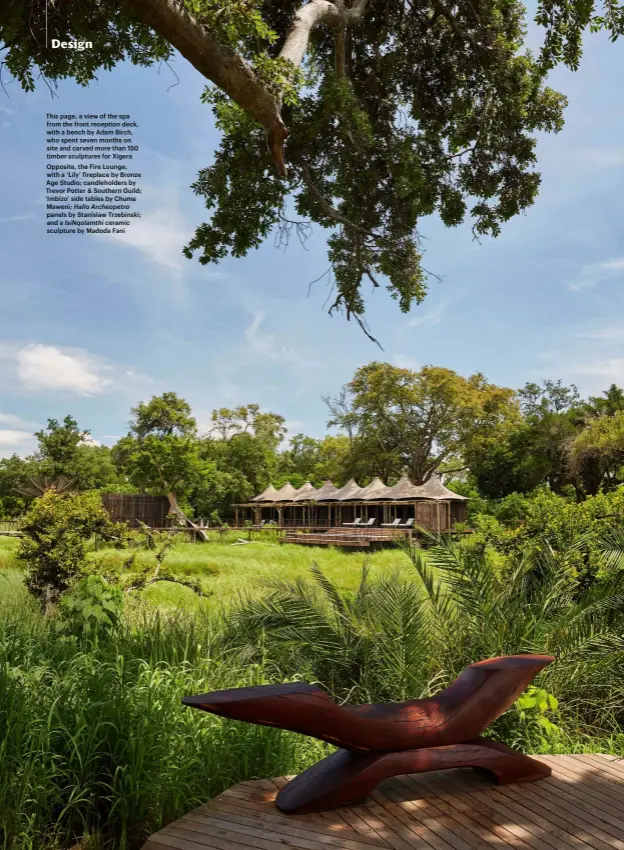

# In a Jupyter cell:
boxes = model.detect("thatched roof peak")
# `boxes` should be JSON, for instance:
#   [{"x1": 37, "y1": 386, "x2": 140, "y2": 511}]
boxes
[
  {"x1": 292, "y1": 482, "x2": 318, "y2": 501},
  {"x1": 359, "y1": 477, "x2": 393, "y2": 500},
  {"x1": 334, "y1": 478, "x2": 364, "y2": 501},
  {"x1": 315, "y1": 480, "x2": 340, "y2": 501},
  {"x1": 418, "y1": 476, "x2": 468, "y2": 501},
  {"x1": 252, "y1": 484, "x2": 281, "y2": 502},
  {"x1": 384, "y1": 476, "x2": 423, "y2": 500},
  {"x1": 273, "y1": 482, "x2": 299, "y2": 502}
]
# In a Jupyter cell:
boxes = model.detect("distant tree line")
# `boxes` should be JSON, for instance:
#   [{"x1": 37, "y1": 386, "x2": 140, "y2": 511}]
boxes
[{"x1": 2, "y1": 363, "x2": 624, "y2": 522}]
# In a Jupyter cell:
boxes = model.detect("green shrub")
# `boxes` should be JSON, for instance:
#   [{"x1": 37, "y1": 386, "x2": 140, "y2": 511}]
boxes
[
  {"x1": 465, "y1": 485, "x2": 624, "y2": 590},
  {"x1": 57, "y1": 574, "x2": 124, "y2": 640},
  {"x1": 18, "y1": 489, "x2": 128, "y2": 610}
]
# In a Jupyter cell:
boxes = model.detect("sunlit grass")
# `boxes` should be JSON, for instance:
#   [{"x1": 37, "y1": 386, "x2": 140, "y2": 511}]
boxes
[
  {"x1": 1, "y1": 532, "x2": 415, "y2": 610},
  {"x1": 0, "y1": 596, "x2": 329, "y2": 850}
]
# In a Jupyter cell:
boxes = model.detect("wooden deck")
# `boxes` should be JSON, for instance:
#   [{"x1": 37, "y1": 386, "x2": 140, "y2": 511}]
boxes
[
  {"x1": 142, "y1": 754, "x2": 624, "y2": 850},
  {"x1": 280, "y1": 527, "x2": 413, "y2": 548}
]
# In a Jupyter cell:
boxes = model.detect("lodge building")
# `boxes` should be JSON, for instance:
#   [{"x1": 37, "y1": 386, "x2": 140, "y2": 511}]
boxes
[{"x1": 235, "y1": 476, "x2": 467, "y2": 533}]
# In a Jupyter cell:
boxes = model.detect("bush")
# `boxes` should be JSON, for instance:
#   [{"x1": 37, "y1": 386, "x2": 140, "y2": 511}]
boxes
[
  {"x1": 18, "y1": 489, "x2": 128, "y2": 610},
  {"x1": 57, "y1": 574, "x2": 124, "y2": 640},
  {"x1": 465, "y1": 485, "x2": 624, "y2": 590}
]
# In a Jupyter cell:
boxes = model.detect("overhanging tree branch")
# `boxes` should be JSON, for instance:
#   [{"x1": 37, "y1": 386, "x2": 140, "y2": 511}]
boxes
[
  {"x1": 279, "y1": 0, "x2": 368, "y2": 68},
  {"x1": 121, "y1": 0, "x2": 288, "y2": 174},
  {"x1": 121, "y1": 0, "x2": 369, "y2": 177}
]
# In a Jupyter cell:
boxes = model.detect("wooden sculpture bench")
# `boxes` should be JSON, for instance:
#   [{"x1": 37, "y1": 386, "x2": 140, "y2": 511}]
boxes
[{"x1": 183, "y1": 654, "x2": 554, "y2": 815}]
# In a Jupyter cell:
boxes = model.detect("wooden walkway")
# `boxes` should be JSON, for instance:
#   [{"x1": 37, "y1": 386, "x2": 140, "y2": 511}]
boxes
[
  {"x1": 142, "y1": 754, "x2": 624, "y2": 850},
  {"x1": 279, "y1": 527, "x2": 413, "y2": 549}
]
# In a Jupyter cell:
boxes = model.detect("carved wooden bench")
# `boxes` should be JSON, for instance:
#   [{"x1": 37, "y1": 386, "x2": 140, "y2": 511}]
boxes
[{"x1": 183, "y1": 654, "x2": 554, "y2": 814}]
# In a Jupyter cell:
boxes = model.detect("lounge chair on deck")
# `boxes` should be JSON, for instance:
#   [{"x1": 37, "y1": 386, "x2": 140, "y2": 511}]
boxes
[
  {"x1": 362, "y1": 517, "x2": 376, "y2": 527},
  {"x1": 381, "y1": 518, "x2": 402, "y2": 528},
  {"x1": 399, "y1": 518, "x2": 414, "y2": 528},
  {"x1": 342, "y1": 518, "x2": 363, "y2": 527}
]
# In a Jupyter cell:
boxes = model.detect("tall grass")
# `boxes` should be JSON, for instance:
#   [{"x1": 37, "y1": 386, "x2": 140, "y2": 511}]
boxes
[{"x1": 0, "y1": 594, "x2": 328, "y2": 850}]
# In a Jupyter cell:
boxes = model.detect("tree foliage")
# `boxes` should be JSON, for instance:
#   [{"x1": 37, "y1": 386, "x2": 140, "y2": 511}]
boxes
[
  {"x1": 5, "y1": 371, "x2": 624, "y2": 524},
  {"x1": 5, "y1": 0, "x2": 622, "y2": 327},
  {"x1": 469, "y1": 380, "x2": 583, "y2": 498},
  {"x1": 327, "y1": 362, "x2": 519, "y2": 482},
  {"x1": 113, "y1": 393, "x2": 205, "y2": 527},
  {"x1": 568, "y1": 412, "x2": 624, "y2": 494}
]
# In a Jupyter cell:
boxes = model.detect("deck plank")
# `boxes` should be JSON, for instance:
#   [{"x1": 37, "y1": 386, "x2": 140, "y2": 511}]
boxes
[{"x1": 142, "y1": 756, "x2": 624, "y2": 850}]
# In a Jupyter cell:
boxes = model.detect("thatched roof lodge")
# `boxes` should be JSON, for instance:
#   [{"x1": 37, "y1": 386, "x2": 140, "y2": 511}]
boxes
[{"x1": 236, "y1": 476, "x2": 467, "y2": 532}]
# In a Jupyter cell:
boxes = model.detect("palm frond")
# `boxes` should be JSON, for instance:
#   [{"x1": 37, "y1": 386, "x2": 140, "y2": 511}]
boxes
[{"x1": 596, "y1": 528, "x2": 624, "y2": 573}]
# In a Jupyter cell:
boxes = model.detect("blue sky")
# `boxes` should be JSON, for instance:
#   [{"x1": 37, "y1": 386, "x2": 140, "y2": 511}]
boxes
[{"x1": 1, "y1": 18, "x2": 624, "y2": 458}]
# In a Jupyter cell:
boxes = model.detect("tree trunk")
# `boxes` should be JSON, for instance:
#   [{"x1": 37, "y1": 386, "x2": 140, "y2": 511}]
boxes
[{"x1": 167, "y1": 491, "x2": 208, "y2": 542}]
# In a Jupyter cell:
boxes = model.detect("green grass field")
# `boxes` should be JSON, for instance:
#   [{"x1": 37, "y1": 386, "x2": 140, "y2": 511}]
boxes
[{"x1": 0, "y1": 533, "x2": 414, "y2": 610}]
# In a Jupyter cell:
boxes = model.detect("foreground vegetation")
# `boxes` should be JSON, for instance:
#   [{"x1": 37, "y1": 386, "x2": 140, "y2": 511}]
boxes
[{"x1": 3, "y1": 518, "x2": 624, "y2": 850}]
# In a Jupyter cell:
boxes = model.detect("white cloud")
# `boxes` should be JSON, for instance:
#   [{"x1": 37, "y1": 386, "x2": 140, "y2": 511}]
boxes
[
  {"x1": 0, "y1": 428, "x2": 35, "y2": 459},
  {"x1": 407, "y1": 301, "x2": 447, "y2": 328},
  {"x1": 79, "y1": 435, "x2": 102, "y2": 447},
  {"x1": 245, "y1": 311, "x2": 316, "y2": 369},
  {"x1": 0, "y1": 341, "x2": 157, "y2": 399},
  {"x1": 0, "y1": 413, "x2": 36, "y2": 429},
  {"x1": 16, "y1": 344, "x2": 111, "y2": 395},
  {"x1": 394, "y1": 355, "x2": 420, "y2": 370},
  {"x1": 103, "y1": 208, "x2": 191, "y2": 273},
  {"x1": 0, "y1": 429, "x2": 31, "y2": 448},
  {"x1": 568, "y1": 258, "x2": 624, "y2": 292}
]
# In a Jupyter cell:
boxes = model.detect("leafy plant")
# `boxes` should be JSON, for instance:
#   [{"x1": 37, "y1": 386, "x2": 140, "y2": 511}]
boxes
[
  {"x1": 223, "y1": 532, "x2": 624, "y2": 734},
  {"x1": 18, "y1": 489, "x2": 128, "y2": 611},
  {"x1": 516, "y1": 685, "x2": 562, "y2": 745},
  {"x1": 57, "y1": 574, "x2": 124, "y2": 641}
]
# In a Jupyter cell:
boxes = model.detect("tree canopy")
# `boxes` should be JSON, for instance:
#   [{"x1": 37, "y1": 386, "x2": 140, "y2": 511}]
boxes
[
  {"x1": 3, "y1": 0, "x2": 621, "y2": 329},
  {"x1": 326, "y1": 362, "x2": 519, "y2": 483},
  {"x1": 5, "y1": 369, "x2": 624, "y2": 522},
  {"x1": 112, "y1": 393, "x2": 207, "y2": 531}
]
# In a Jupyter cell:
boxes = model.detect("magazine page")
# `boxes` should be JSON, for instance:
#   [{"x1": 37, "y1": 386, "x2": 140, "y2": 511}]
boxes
[{"x1": 2, "y1": 2, "x2": 624, "y2": 849}]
